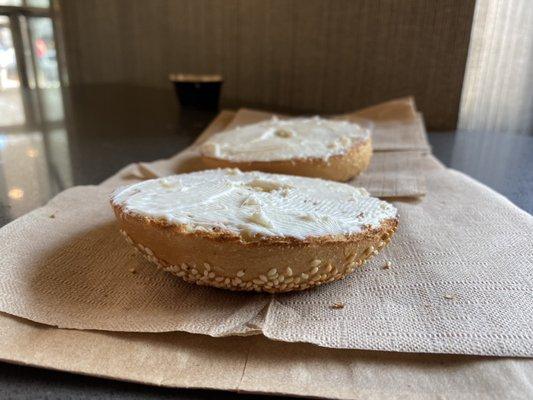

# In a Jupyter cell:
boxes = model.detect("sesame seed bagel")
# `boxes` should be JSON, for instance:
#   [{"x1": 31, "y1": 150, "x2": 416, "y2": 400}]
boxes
[
  {"x1": 200, "y1": 117, "x2": 372, "y2": 182},
  {"x1": 111, "y1": 169, "x2": 398, "y2": 293}
]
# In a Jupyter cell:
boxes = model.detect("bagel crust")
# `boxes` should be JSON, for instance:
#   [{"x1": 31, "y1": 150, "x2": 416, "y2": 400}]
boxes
[{"x1": 111, "y1": 170, "x2": 398, "y2": 293}]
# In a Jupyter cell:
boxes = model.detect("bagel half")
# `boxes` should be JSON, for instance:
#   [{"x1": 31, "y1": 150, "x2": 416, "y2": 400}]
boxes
[
  {"x1": 200, "y1": 117, "x2": 372, "y2": 181},
  {"x1": 111, "y1": 169, "x2": 398, "y2": 293}
]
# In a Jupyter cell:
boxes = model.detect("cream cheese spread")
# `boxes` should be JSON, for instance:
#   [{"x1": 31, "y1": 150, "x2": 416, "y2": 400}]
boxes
[
  {"x1": 199, "y1": 117, "x2": 370, "y2": 162},
  {"x1": 112, "y1": 169, "x2": 396, "y2": 240}
]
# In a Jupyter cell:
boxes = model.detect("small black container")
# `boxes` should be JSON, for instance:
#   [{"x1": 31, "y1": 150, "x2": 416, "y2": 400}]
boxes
[{"x1": 170, "y1": 74, "x2": 223, "y2": 110}]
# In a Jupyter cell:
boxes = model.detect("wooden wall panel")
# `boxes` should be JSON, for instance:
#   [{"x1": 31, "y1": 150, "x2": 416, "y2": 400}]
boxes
[{"x1": 58, "y1": 0, "x2": 476, "y2": 130}]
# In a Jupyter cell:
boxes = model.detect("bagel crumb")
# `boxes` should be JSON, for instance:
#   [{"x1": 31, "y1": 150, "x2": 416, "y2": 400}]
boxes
[{"x1": 330, "y1": 302, "x2": 345, "y2": 309}]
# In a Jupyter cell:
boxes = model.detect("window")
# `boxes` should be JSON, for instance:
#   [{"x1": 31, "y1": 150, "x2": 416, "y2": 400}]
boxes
[{"x1": 0, "y1": 0, "x2": 64, "y2": 129}]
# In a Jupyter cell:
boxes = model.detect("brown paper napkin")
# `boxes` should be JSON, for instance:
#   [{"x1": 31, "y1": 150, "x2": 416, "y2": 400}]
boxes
[
  {"x1": 1, "y1": 312, "x2": 532, "y2": 400},
  {"x1": 355, "y1": 151, "x2": 427, "y2": 198},
  {"x1": 0, "y1": 164, "x2": 531, "y2": 356}
]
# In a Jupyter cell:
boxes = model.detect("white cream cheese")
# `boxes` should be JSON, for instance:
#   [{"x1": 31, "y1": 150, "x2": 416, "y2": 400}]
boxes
[
  {"x1": 112, "y1": 169, "x2": 396, "y2": 240},
  {"x1": 199, "y1": 116, "x2": 370, "y2": 162}
]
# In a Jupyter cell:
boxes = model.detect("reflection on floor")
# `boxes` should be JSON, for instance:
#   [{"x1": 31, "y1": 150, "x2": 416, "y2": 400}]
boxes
[
  {"x1": 0, "y1": 88, "x2": 25, "y2": 126},
  {"x1": 0, "y1": 87, "x2": 70, "y2": 223}
]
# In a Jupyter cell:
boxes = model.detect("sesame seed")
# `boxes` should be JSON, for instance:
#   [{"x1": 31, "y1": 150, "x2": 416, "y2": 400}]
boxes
[
  {"x1": 346, "y1": 253, "x2": 357, "y2": 262},
  {"x1": 325, "y1": 264, "x2": 333, "y2": 272},
  {"x1": 278, "y1": 275, "x2": 285, "y2": 282},
  {"x1": 234, "y1": 277, "x2": 242, "y2": 284},
  {"x1": 236, "y1": 270, "x2": 245, "y2": 277},
  {"x1": 204, "y1": 263, "x2": 211, "y2": 271},
  {"x1": 253, "y1": 279, "x2": 264, "y2": 285},
  {"x1": 208, "y1": 272, "x2": 215, "y2": 278},
  {"x1": 224, "y1": 278, "x2": 230, "y2": 284},
  {"x1": 191, "y1": 269, "x2": 198, "y2": 275},
  {"x1": 373, "y1": 250, "x2": 379, "y2": 255},
  {"x1": 215, "y1": 276, "x2": 224, "y2": 282},
  {"x1": 286, "y1": 267, "x2": 293, "y2": 276},
  {"x1": 267, "y1": 268, "x2": 277, "y2": 277},
  {"x1": 310, "y1": 259, "x2": 321, "y2": 267},
  {"x1": 310, "y1": 266, "x2": 319, "y2": 275},
  {"x1": 268, "y1": 273, "x2": 278, "y2": 281},
  {"x1": 301, "y1": 273, "x2": 309, "y2": 280},
  {"x1": 259, "y1": 275, "x2": 268, "y2": 283}
]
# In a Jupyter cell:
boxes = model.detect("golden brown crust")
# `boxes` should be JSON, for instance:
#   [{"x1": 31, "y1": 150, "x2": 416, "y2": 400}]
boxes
[
  {"x1": 201, "y1": 138, "x2": 372, "y2": 182},
  {"x1": 112, "y1": 200, "x2": 398, "y2": 293}
]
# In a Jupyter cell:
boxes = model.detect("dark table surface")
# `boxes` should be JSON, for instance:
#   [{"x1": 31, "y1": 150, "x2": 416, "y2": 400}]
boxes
[{"x1": 0, "y1": 84, "x2": 532, "y2": 399}]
